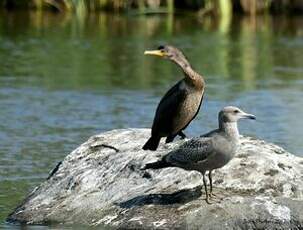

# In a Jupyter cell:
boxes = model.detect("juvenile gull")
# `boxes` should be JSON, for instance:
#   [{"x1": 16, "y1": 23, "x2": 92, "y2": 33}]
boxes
[{"x1": 143, "y1": 106, "x2": 256, "y2": 203}]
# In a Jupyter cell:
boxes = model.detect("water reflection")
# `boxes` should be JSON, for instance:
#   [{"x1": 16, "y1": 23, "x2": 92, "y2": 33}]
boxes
[
  {"x1": 1, "y1": 11, "x2": 302, "y2": 90},
  {"x1": 0, "y1": 11, "x2": 302, "y2": 227}
]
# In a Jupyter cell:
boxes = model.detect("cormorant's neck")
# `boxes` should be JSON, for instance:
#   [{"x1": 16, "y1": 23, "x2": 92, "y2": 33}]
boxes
[
  {"x1": 219, "y1": 122, "x2": 239, "y2": 141},
  {"x1": 172, "y1": 58, "x2": 203, "y2": 84}
]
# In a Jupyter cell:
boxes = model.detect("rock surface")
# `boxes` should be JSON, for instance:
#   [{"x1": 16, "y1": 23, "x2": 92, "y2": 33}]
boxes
[{"x1": 7, "y1": 129, "x2": 303, "y2": 229}]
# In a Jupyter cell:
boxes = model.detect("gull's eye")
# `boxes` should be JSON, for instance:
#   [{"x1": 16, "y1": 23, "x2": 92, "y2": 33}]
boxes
[{"x1": 234, "y1": 110, "x2": 240, "y2": 113}]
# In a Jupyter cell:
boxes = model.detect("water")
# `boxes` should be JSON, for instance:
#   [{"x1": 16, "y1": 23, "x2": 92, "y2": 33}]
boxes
[{"x1": 0, "y1": 11, "x2": 303, "y2": 228}]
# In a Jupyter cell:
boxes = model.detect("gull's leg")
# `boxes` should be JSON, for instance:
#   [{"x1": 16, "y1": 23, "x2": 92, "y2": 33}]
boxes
[
  {"x1": 178, "y1": 131, "x2": 187, "y2": 139},
  {"x1": 202, "y1": 172, "x2": 211, "y2": 204},
  {"x1": 208, "y1": 170, "x2": 216, "y2": 198}
]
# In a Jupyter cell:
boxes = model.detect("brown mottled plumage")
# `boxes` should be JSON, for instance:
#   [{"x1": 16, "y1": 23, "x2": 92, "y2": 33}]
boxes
[{"x1": 143, "y1": 45, "x2": 205, "y2": 151}]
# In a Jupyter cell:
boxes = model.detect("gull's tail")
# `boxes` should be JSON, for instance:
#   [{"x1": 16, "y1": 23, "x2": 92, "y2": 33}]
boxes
[{"x1": 143, "y1": 159, "x2": 171, "y2": 170}]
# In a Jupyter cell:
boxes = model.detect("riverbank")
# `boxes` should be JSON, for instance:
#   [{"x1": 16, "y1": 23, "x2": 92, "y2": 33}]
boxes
[{"x1": 2, "y1": 0, "x2": 303, "y2": 15}]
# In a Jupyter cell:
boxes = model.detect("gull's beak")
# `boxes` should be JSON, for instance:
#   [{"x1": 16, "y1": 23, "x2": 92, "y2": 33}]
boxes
[
  {"x1": 241, "y1": 112, "x2": 256, "y2": 120},
  {"x1": 144, "y1": 50, "x2": 165, "y2": 57}
]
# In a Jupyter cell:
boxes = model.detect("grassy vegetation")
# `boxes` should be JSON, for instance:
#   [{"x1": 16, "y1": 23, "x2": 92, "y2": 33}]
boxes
[{"x1": 1, "y1": 0, "x2": 302, "y2": 15}]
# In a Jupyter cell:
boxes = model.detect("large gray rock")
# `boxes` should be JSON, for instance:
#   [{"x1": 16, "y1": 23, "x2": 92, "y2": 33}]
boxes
[{"x1": 7, "y1": 129, "x2": 303, "y2": 229}]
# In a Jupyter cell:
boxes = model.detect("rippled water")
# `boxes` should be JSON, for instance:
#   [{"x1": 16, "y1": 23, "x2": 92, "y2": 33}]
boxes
[{"x1": 0, "y1": 11, "x2": 302, "y2": 228}]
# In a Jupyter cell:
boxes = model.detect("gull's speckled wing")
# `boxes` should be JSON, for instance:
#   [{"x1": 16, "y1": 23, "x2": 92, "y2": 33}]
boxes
[{"x1": 165, "y1": 137, "x2": 214, "y2": 165}]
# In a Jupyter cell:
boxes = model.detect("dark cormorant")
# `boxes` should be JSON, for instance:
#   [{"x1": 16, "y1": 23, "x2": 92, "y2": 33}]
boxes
[
  {"x1": 143, "y1": 106, "x2": 256, "y2": 203},
  {"x1": 143, "y1": 45, "x2": 205, "y2": 151}
]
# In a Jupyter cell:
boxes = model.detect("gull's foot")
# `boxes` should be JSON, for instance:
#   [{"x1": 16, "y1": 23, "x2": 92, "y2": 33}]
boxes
[
  {"x1": 205, "y1": 195, "x2": 212, "y2": 204},
  {"x1": 209, "y1": 192, "x2": 223, "y2": 201},
  {"x1": 209, "y1": 192, "x2": 216, "y2": 198}
]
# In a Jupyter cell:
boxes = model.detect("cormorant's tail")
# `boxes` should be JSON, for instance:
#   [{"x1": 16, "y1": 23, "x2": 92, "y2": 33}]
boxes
[
  {"x1": 143, "y1": 159, "x2": 171, "y2": 170},
  {"x1": 142, "y1": 136, "x2": 161, "y2": 151}
]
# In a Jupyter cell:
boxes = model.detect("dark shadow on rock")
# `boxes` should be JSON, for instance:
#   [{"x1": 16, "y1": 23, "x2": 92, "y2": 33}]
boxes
[{"x1": 118, "y1": 186, "x2": 203, "y2": 209}]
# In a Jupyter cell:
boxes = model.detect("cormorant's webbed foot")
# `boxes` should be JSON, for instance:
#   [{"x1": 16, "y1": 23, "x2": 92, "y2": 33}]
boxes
[
  {"x1": 166, "y1": 131, "x2": 186, "y2": 143},
  {"x1": 178, "y1": 131, "x2": 187, "y2": 139},
  {"x1": 165, "y1": 134, "x2": 177, "y2": 143}
]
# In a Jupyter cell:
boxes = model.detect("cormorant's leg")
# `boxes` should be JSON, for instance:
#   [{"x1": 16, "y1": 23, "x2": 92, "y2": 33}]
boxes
[
  {"x1": 178, "y1": 131, "x2": 187, "y2": 139},
  {"x1": 165, "y1": 134, "x2": 177, "y2": 143},
  {"x1": 202, "y1": 172, "x2": 211, "y2": 204},
  {"x1": 208, "y1": 170, "x2": 216, "y2": 198}
]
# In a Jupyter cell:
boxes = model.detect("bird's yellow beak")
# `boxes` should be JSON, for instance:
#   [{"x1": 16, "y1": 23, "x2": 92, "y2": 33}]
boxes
[{"x1": 144, "y1": 50, "x2": 165, "y2": 57}]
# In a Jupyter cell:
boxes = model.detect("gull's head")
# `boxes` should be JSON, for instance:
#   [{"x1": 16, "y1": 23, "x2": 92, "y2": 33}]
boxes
[
  {"x1": 219, "y1": 106, "x2": 256, "y2": 123},
  {"x1": 144, "y1": 45, "x2": 187, "y2": 63}
]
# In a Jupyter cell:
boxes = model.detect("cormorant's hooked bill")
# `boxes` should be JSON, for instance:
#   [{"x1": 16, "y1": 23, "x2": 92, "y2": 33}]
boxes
[
  {"x1": 144, "y1": 49, "x2": 165, "y2": 57},
  {"x1": 144, "y1": 45, "x2": 167, "y2": 57}
]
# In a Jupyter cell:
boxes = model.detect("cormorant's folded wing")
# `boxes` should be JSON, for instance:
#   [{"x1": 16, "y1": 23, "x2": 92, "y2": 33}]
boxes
[
  {"x1": 152, "y1": 81, "x2": 187, "y2": 132},
  {"x1": 155, "y1": 81, "x2": 186, "y2": 117}
]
